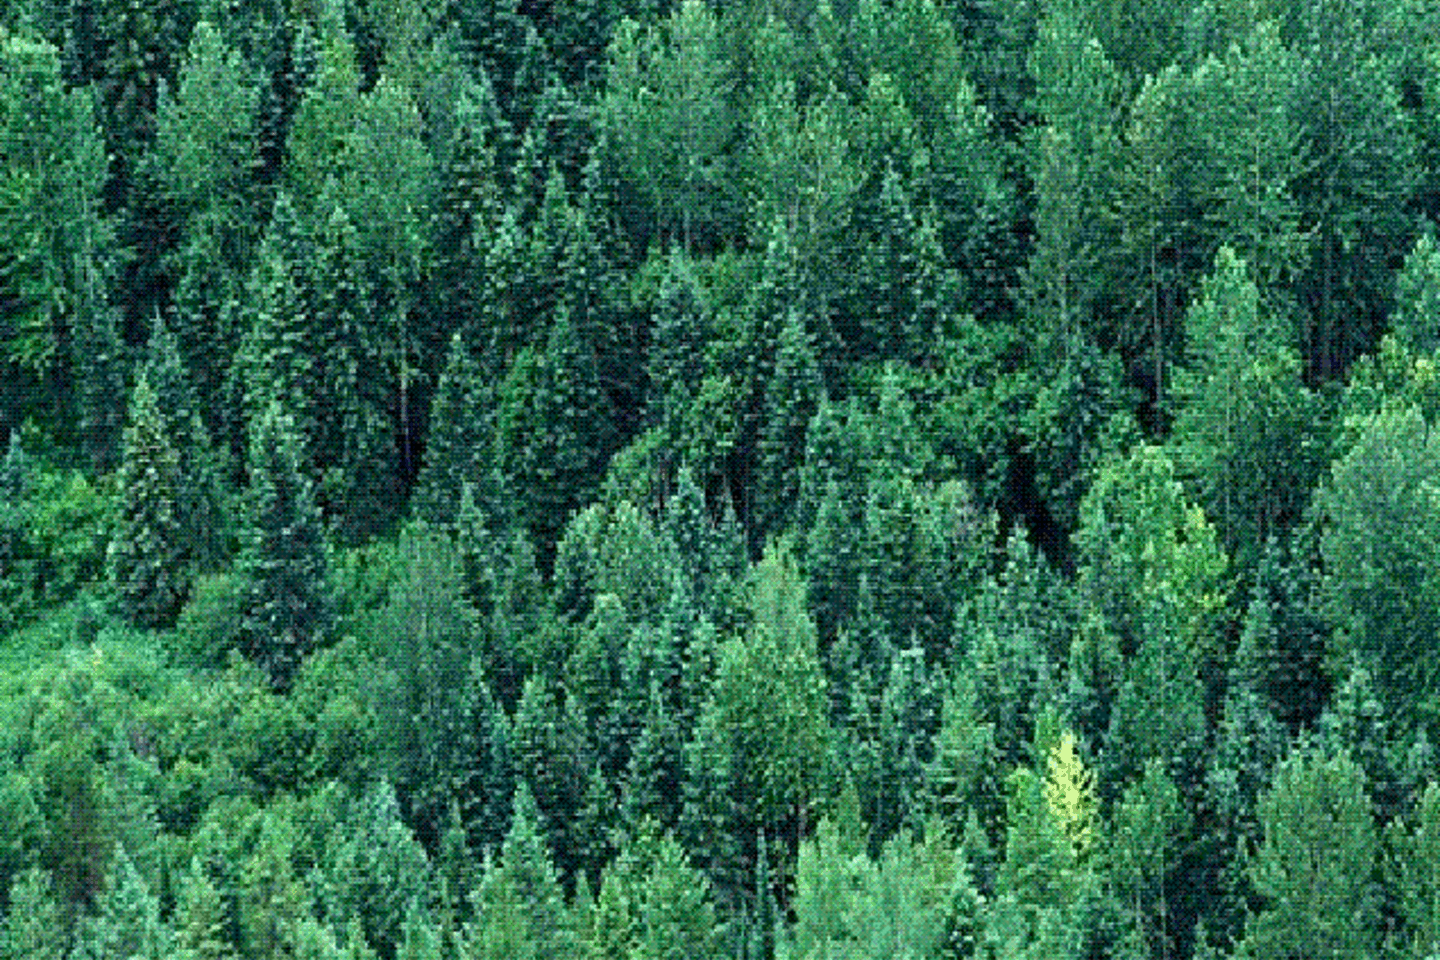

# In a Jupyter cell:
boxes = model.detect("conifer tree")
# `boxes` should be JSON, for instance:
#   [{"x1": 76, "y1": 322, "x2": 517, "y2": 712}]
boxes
[
  {"x1": 1393, "y1": 228, "x2": 1440, "y2": 356},
  {"x1": 237, "y1": 401, "x2": 335, "y2": 692},
  {"x1": 144, "y1": 313, "x2": 228, "y2": 572},
  {"x1": 1241, "y1": 744, "x2": 1378, "y2": 960},
  {"x1": 413, "y1": 332, "x2": 492, "y2": 527},
  {"x1": 1, "y1": 867, "x2": 64, "y2": 960},
  {"x1": 0, "y1": 432, "x2": 35, "y2": 633},
  {"x1": 171, "y1": 857, "x2": 235, "y2": 960},
  {"x1": 754, "y1": 310, "x2": 822, "y2": 541},
  {"x1": 109, "y1": 372, "x2": 189, "y2": 630}
]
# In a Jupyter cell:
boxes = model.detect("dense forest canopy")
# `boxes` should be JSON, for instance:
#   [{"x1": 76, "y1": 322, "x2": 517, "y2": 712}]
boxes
[{"x1": 3, "y1": 0, "x2": 1440, "y2": 956}]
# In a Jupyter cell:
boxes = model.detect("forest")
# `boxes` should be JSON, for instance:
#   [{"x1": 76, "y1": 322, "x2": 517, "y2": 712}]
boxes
[{"x1": 2, "y1": 0, "x2": 1440, "y2": 956}]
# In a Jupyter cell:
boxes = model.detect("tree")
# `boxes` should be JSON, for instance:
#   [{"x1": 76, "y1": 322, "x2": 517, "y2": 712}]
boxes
[
  {"x1": 364, "y1": 523, "x2": 479, "y2": 845},
  {"x1": 0, "y1": 33, "x2": 121, "y2": 469},
  {"x1": 149, "y1": 19, "x2": 261, "y2": 429},
  {"x1": 1318, "y1": 404, "x2": 1440, "y2": 734},
  {"x1": 1386, "y1": 780, "x2": 1440, "y2": 960},
  {"x1": 599, "y1": 0, "x2": 738, "y2": 249},
  {"x1": 1291, "y1": 0, "x2": 1418, "y2": 379},
  {"x1": 413, "y1": 332, "x2": 494, "y2": 527},
  {"x1": 1074, "y1": 444, "x2": 1229, "y2": 664},
  {"x1": 108, "y1": 373, "x2": 189, "y2": 630},
  {"x1": 71, "y1": 845, "x2": 169, "y2": 960},
  {"x1": 1109, "y1": 761, "x2": 1190, "y2": 960},
  {"x1": 143, "y1": 313, "x2": 229, "y2": 572},
  {"x1": 237, "y1": 401, "x2": 335, "y2": 692},
  {"x1": 0, "y1": 867, "x2": 65, "y2": 960},
  {"x1": 1169, "y1": 247, "x2": 1323, "y2": 573},
  {"x1": 171, "y1": 857, "x2": 235, "y2": 960},
  {"x1": 754, "y1": 310, "x2": 823, "y2": 541},
  {"x1": 1187, "y1": 22, "x2": 1309, "y2": 308},
  {"x1": 1392, "y1": 227, "x2": 1440, "y2": 356},
  {"x1": 1240, "y1": 744, "x2": 1379, "y2": 960}
]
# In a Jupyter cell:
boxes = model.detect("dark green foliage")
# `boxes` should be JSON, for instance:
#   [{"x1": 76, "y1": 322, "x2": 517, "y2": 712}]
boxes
[
  {"x1": 237, "y1": 402, "x2": 335, "y2": 692},
  {"x1": 9, "y1": 1, "x2": 1440, "y2": 956}
]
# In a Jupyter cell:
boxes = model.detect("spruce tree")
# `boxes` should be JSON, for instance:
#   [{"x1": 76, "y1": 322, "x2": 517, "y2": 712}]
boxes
[
  {"x1": 237, "y1": 401, "x2": 334, "y2": 692},
  {"x1": 109, "y1": 372, "x2": 189, "y2": 631}
]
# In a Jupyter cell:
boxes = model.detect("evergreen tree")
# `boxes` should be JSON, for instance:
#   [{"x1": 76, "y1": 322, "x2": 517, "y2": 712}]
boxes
[
  {"x1": 1, "y1": 867, "x2": 64, "y2": 960},
  {"x1": 71, "y1": 846, "x2": 169, "y2": 960},
  {"x1": 1170, "y1": 247, "x2": 1323, "y2": 573},
  {"x1": 365, "y1": 523, "x2": 479, "y2": 845},
  {"x1": 1318, "y1": 404, "x2": 1440, "y2": 735},
  {"x1": 237, "y1": 401, "x2": 335, "y2": 692},
  {"x1": 1292, "y1": 0, "x2": 1417, "y2": 378},
  {"x1": 1392, "y1": 227, "x2": 1440, "y2": 356},
  {"x1": 1386, "y1": 780, "x2": 1440, "y2": 960},
  {"x1": 599, "y1": 0, "x2": 738, "y2": 249},
  {"x1": 0, "y1": 33, "x2": 120, "y2": 463},
  {"x1": 413, "y1": 332, "x2": 495, "y2": 526},
  {"x1": 1240, "y1": 744, "x2": 1379, "y2": 960},
  {"x1": 108, "y1": 373, "x2": 189, "y2": 630},
  {"x1": 310, "y1": 187, "x2": 399, "y2": 545},
  {"x1": 143, "y1": 312, "x2": 228, "y2": 573},
  {"x1": 171, "y1": 857, "x2": 235, "y2": 960},
  {"x1": 754, "y1": 310, "x2": 822, "y2": 542}
]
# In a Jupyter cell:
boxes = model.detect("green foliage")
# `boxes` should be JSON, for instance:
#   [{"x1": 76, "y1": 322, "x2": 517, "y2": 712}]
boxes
[
  {"x1": 1318, "y1": 404, "x2": 1440, "y2": 732},
  {"x1": 237, "y1": 402, "x2": 335, "y2": 692},
  {"x1": 1241, "y1": 743, "x2": 1379, "y2": 960},
  {"x1": 599, "y1": 0, "x2": 738, "y2": 248},
  {"x1": 0, "y1": 867, "x2": 64, "y2": 960},
  {"x1": 108, "y1": 374, "x2": 189, "y2": 630},
  {"x1": 1170, "y1": 247, "x2": 1323, "y2": 572}
]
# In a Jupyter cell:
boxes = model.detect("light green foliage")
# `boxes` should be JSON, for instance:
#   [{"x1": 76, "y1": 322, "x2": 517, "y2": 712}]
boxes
[
  {"x1": 1075, "y1": 444, "x2": 1228, "y2": 663},
  {"x1": 1242, "y1": 744, "x2": 1378, "y2": 960},
  {"x1": 782, "y1": 817, "x2": 977, "y2": 960},
  {"x1": 584, "y1": 823, "x2": 720, "y2": 960}
]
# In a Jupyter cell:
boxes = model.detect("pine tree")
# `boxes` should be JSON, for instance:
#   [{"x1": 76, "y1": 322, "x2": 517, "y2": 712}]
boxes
[
  {"x1": 237, "y1": 401, "x2": 335, "y2": 692},
  {"x1": 143, "y1": 312, "x2": 228, "y2": 573},
  {"x1": 310, "y1": 189, "x2": 398, "y2": 545},
  {"x1": 1319, "y1": 405, "x2": 1440, "y2": 734},
  {"x1": 1241, "y1": 744, "x2": 1379, "y2": 960},
  {"x1": 171, "y1": 857, "x2": 235, "y2": 960},
  {"x1": 413, "y1": 332, "x2": 493, "y2": 527},
  {"x1": 754, "y1": 310, "x2": 822, "y2": 541},
  {"x1": 0, "y1": 432, "x2": 36, "y2": 633},
  {"x1": 108, "y1": 373, "x2": 189, "y2": 630},
  {"x1": 71, "y1": 846, "x2": 169, "y2": 960},
  {"x1": 1392, "y1": 228, "x2": 1440, "y2": 356},
  {"x1": 0, "y1": 867, "x2": 65, "y2": 960}
]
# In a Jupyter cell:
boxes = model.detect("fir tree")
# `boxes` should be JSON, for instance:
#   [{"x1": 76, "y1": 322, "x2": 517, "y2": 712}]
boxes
[
  {"x1": 413, "y1": 332, "x2": 492, "y2": 527},
  {"x1": 237, "y1": 401, "x2": 335, "y2": 692},
  {"x1": 108, "y1": 372, "x2": 189, "y2": 630}
]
